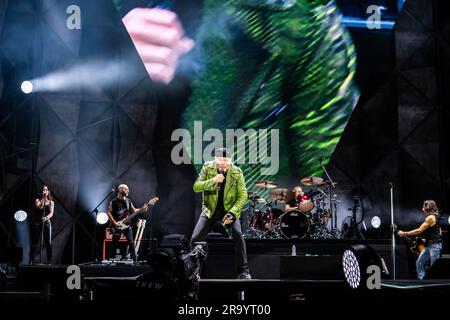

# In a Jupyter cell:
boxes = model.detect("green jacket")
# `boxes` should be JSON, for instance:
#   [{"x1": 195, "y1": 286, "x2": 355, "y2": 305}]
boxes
[{"x1": 193, "y1": 161, "x2": 247, "y2": 219}]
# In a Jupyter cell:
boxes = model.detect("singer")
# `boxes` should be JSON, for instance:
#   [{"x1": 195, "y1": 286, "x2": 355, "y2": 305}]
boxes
[
  {"x1": 30, "y1": 185, "x2": 54, "y2": 264},
  {"x1": 191, "y1": 148, "x2": 251, "y2": 279}
]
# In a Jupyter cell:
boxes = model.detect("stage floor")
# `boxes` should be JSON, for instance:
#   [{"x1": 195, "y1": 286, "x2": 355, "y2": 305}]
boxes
[{"x1": 1, "y1": 239, "x2": 448, "y2": 303}]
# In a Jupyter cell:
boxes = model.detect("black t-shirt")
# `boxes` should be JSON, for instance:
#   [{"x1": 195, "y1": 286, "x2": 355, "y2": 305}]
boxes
[
  {"x1": 215, "y1": 171, "x2": 227, "y2": 214},
  {"x1": 289, "y1": 194, "x2": 302, "y2": 208},
  {"x1": 111, "y1": 197, "x2": 133, "y2": 220},
  {"x1": 289, "y1": 198, "x2": 297, "y2": 208}
]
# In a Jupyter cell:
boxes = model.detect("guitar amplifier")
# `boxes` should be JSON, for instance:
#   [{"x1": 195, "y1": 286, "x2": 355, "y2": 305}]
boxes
[
  {"x1": 102, "y1": 228, "x2": 128, "y2": 260},
  {"x1": 102, "y1": 239, "x2": 129, "y2": 261}
]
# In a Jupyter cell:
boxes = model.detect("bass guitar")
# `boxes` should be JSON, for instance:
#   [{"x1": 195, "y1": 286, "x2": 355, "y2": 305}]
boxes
[{"x1": 109, "y1": 196, "x2": 159, "y2": 234}]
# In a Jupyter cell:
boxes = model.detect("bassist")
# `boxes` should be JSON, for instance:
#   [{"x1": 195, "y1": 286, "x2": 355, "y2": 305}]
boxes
[
  {"x1": 397, "y1": 200, "x2": 443, "y2": 280},
  {"x1": 107, "y1": 184, "x2": 148, "y2": 263}
]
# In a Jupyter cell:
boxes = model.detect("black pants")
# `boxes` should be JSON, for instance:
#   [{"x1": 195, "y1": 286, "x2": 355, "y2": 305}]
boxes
[
  {"x1": 30, "y1": 221, "x2": 52, "y2": 264},
  {"x1": 191, "y1": 211, "x2": 249, "y2": 274},
  {"x1": 111, "y1": 227, "x2": 137, "y2": 262}
]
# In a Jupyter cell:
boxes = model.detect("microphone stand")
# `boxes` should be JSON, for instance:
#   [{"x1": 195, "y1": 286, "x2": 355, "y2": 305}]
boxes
[
  {"x1": 349, "y1": 196, "x2": 364, "y2": 240},
  {"x1": 318, "y1": 158, "x2": 337, "y2": 230},
  {"x1": 90, "y1": 189, "x2": 115, "y2": 262},
  {"x1": 40, "y1": 197, "x2": 46, "y2": 264},
  {"x1": 389, "y1": 182, "x2": 396, "y2": 280}
]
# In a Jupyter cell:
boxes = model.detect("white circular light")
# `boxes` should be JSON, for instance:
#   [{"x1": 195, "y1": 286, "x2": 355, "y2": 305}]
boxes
[
  {"x1": 448, "y1": 216, "x2": 450, "y2": 225},
  {"x1": 96, "y1": 212, "x2": 109, "y2": 225},
  {"x1": 371, "y1": 216, "x2": 381, "y2": 229},
  {"x1": 14, "y1": 210, "x2": 28, "y2": 222},
  {"x1": 21, "y1": 81, "x2": 33, "y2": 94}
]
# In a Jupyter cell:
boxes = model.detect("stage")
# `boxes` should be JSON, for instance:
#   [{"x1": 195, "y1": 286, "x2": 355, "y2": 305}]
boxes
[{"x1": 1, "y1": 238, "x2": 449, "y2": 304}]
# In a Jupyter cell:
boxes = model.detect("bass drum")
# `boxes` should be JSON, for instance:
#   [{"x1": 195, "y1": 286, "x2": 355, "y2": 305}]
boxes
[{"x1": 278, "y1": 210, "x2": 310, "y2": 239}]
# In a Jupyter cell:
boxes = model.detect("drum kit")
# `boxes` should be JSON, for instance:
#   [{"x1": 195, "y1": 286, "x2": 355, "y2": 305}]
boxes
[{"x1": 242, "y1": 177, "x2": 342, "y2": 240}]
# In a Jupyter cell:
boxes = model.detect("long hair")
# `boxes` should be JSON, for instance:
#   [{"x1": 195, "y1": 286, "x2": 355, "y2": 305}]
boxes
[
  {"x1": 423, "y1": 200, "x2": 438, "y2": 215},
  {"x1": 41, "y1": 185, "x2": 53, "y2": 201}
]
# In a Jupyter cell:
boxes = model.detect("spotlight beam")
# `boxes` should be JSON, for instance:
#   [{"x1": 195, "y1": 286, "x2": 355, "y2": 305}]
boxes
[{"x1": 21, "y1": 60, "x2": 137, "y2": 94}]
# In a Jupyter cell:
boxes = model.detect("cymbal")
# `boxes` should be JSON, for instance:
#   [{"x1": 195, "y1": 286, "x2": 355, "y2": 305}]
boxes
[
  {"x1": 248, "y1": 192, "x2": 266, "y2": 204},
  {"x1": 254, "y1": 197, "x2": 266, "y2": 204},
  {"x1": 318, "y1": 180, "x2": 338, "y2": 188},
  {"x1": 300, "y1": 177, "x2": 324, "y2": 186},
  {"x1": 255, "y1": 181, "x2": 277, "y2": 188},
  {"x1": 269, "y1": 188, "x2": 294, "y2": 202}
]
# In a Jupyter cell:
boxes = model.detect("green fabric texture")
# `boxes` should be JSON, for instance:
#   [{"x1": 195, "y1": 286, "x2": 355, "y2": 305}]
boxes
[{"x1": 182, "y1": 0, "x2": 359, "y2": 198}]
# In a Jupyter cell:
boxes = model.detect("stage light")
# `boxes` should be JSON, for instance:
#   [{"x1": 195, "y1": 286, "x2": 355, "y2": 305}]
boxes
[
  {"x1": 21, "y1": 81, "x2": 33, "y2": 94},
  {"x1": 342, "y1": 249, "x2": 361, "y2": 289},
  {"x1": 13, "y1": 210, "x2": 30, "y2": 264},
  {"x1": 14, "y1": 210, "x2": 28, "y2": 222},
  {"x1": 342, "y1": 244, "x2": 382, "y2": 290},
  {"x1": 96, "y1": 212, "x2": 109, "y2": 225},
  {"x1": 371, "y1": 216, "x2": 381, "y2": 229}
]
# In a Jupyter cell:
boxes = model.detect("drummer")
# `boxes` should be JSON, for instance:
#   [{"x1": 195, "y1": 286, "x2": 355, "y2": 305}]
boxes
[{"x1": 285, "y1": 186, "x2": 304, "y2": 211}]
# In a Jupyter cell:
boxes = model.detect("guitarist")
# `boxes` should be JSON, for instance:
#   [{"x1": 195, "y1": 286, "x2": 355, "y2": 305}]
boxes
[
  {"x1": 397, "y1": 200, "x2": 443, "y2": 280},
  {"x1": 107, "y1": 184, "x2": 149, "y2": 263}
]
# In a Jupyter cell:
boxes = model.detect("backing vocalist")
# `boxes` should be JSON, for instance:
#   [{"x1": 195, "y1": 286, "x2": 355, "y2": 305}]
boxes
[{"x1": 30, "y1": 185, "x2": 54, "y2": 264}]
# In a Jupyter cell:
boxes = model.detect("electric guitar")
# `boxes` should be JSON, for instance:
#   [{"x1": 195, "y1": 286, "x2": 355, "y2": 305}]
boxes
[
  {"x1": 391, "y1": 224, "x2": 426, "y2": 256},
  {"x1": 109, "y1": 196, "x2": 159, "y2": 234}
]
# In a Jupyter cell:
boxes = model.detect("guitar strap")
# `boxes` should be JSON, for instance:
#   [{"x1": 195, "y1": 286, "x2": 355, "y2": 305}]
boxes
[{"x1": 125, "y1": 198, "x2": 131, "y2": 215}]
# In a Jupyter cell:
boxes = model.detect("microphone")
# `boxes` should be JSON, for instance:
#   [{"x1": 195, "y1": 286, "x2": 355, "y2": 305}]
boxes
[{"x1": 217, "y1": 168, "x2": 225, "y2": 189}]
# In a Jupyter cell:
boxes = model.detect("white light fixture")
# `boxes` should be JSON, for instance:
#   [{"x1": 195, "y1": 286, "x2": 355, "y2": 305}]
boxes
[
  {"x1": 371, "y1": 216, "x2": 381, "y2": 229},
  {"x1": 14, "y1": 210, "x2": 28, "y2": 222},
  {"x1": 96, "y1": 212, "x2": 109, "y2": 225},
  {"x1": 21, "y1": 81, "x2": 33, "y2": 94}
]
